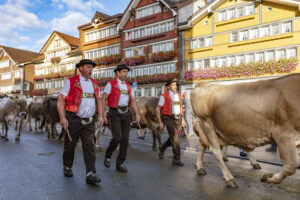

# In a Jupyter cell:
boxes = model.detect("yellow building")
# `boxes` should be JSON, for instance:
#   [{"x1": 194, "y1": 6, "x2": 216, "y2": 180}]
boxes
[{"x1": 179, "y1": 0, "x2": 300, "y2": 90}]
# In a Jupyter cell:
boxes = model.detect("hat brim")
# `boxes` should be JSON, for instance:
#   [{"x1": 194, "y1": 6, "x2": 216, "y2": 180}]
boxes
[
  {"x1": 114, "y1": 66, "x2": 130, "y2": 72},
  {"x1": 165, "y1": 80, "x2": 178, "y2": 86},
  {"x1": 76, "y1": 61, "x2": 96, "y2": 68}
]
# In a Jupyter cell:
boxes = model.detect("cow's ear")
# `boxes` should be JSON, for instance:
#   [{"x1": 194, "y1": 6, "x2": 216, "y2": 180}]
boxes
[{"x1": 9, "y1": 96, "x2": 14, "y2": 100}]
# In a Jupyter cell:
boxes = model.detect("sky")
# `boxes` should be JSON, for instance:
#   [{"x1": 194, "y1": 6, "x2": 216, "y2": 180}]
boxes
[{"x1": 0, "y1": 0, "x2": 131, "y2": 53}]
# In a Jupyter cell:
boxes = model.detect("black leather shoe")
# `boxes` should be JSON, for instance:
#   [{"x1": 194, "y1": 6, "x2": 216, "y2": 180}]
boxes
[
  {"x1": 265, "y1": 146, "x2": 277, "y2": 152},
  {"x1": 86, "y1": 173, "x2": 101, "y2": 185},
  {"x1": 240, "y1": 151, "x2": 247, "y2": 157},
  {"x1": 63, "y1": 166, "x2": 73, "y2": 177},
  {"x1": 104, "y1": 158, "x2": 111, "y2": 168},
  {"x1": 159, "y1": 146, "x2": 164, "y2": 159},
  {"x1": 116, "y1": 164, "x2": 128, "y2": 173},
  {"x1": 172, "y1": 159, "x2": 184, "y2": 166}
]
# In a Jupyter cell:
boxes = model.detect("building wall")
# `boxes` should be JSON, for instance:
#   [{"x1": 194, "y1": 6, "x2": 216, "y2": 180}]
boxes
[{"x1": 185, "y1": 0, "x2": 300, "y2": 79}]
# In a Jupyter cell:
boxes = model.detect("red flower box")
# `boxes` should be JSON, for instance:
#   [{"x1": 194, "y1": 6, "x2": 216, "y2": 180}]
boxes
[
  {"x1": 121, "y1": 56, "x2": 145, "y2": 66},
  {"x1": 151, "y1": 51, "x2": 176, "y2": 62},
  {"x1": 94, "y1": 54, "x2": 121, "y2": 66}
]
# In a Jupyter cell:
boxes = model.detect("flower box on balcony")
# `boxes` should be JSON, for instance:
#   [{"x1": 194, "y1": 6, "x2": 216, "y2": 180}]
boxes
[
  {"x1": 151, "y1": 51, "x2": 176, "y2": 63},
  {"x1": 33, "y1": 89, "x2": 48, "y2": 96},
  {"x1": 122, "y1": 56, "x2": 145, "y2": 66},
  {"x1": 50, "y1": 57, "x2": 61, "y2": 64},
  {"x1": 184, "y1": 58, "x2": 298, "y2": 81},
  {"x1": 94, "y1": 54, "x2": 121, "y2": 66}
]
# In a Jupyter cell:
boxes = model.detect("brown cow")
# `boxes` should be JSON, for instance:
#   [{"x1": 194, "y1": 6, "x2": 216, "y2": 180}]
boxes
[
  {"x1": 26, "y1": 101, "x2": 44, "y2": 132},
  {"x1": 0, "y1": 95, "x2": 27, "y2": 142},
  {"x1": 190, "y1": 74, "x2": 300, "y2": 187}
]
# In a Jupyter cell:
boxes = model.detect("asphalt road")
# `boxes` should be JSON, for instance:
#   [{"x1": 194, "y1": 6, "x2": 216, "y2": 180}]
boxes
[{"x1": 0, "y1": 127, "x2": 299, "y2": 200}]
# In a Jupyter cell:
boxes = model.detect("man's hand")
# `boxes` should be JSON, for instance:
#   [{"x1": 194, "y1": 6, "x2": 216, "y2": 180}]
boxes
[
  {"x1": 159, "y1": 121, "x2": 164, "y2": 131},
  {"x1": 98, "y1": 116, "x2": 103, "y2": 127},
  {"x1": 60, "y1": 118, "x2": 69, "y2": 131},
  {"x1": 182, "y1": 118, "x2": 186, "y2": 127},
  {"x1": 136, "y1": 114, "x2": 141, "y2": 122},
  {"x1": 103, "y1": 116, "x2": 108, "y2": 125}
]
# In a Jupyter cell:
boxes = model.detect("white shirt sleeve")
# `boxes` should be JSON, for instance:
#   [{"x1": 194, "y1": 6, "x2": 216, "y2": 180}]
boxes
[
  {"x1": 103, "y1": 82, "x2": 112, "y2": 95},
  {"x1": 60, "y1": 79, "x2": 70, "y2": 97},
  {"x1": 158, "y1": 96, "x2": 165, "y2": 107}
]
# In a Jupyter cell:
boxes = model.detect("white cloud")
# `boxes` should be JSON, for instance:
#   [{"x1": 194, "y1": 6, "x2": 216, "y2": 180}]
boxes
[
  {"x1": 0, "y1": 0, "x2": 48, "y2": 47},
  {"x1": 51, "y1": 11, "x2": 90, "y2": 36}
]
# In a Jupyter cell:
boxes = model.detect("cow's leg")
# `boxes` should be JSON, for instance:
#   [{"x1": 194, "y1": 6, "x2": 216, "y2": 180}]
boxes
[
  {"x1": 261, "y1": 130, "x2": 296, "y2": 184},
  {"x1": 149, "y1": 125, "x2": 158, "y2": 151},
  {"x1": 247, "y1": 151, "x2": 261, "y2": 169},
  {"x1": 35, "y1": 119, "x2": 38, "y2": 131},
  {"x1": 28, "y1": 115, "x2": 32, "y2": 132},
  {"x1": 15, "y1": 118, "x2": 24, "y2": 142},
  {"x1": 201, "y1": 119, "x2": 238, "y2": 188},
  {"x1": 221, "y1": 146, "x2": 228, "y2": 162},
  {"x1": 4, "y1": 120, "x2": 9, "y2": 141},
  {"x1": 1, "y1": 123, "x2": 4, "y2": 139},
  {"x1": 15, "y1": 120, "x2": 18, "y2": 131},
  {"x1": 196, "y1": 138, "x2": 207, "y2": 175},
  {"x1": 51, "y1": 123, "x2": 57, "y2": 138}
]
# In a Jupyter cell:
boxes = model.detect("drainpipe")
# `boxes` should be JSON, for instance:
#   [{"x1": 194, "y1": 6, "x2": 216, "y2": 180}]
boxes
[{"x1": 18, "y1": 64, "x2": 25, "y2": 95}]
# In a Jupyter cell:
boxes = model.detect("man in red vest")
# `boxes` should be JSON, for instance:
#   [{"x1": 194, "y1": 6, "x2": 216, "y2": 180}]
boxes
[
  {"x1": 156, "y1": 79, "x2": 186, "y2": 166},
  {"x1": 102, "y1": 64, "x2": 140, "y2": 173},
  {"x1": 57, "y1": 59, "x2": 103, "y2": 185}
]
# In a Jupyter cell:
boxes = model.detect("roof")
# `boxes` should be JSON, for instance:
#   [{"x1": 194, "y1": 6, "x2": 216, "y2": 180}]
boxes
[
  {"x1": 117, "y1": 0, "x2": 185, "y2": 30},
  {"x1": 0, "y1": 45, "x2": 40, "y2": 64},
  {"x1": 186, "y1": 0, "x2": 300, "y2": 26},
  {"x1": 40, "y1": 31, "x2": 80, "y2": 53},
  {"x1": 78, "y1": 12, "x2": 123, "y2": 29}
]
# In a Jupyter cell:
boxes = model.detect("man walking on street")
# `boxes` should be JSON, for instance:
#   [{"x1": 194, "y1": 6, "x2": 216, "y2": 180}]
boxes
[
  {"x1": 156, "y1": 79, "x2": 186, "y2": 166},
  {"x1": 102, "y1": 64, "x2": 140, "y2": 173},
  {"x1": 57, "y1": 59, "x2": 103, "y2": 185}
]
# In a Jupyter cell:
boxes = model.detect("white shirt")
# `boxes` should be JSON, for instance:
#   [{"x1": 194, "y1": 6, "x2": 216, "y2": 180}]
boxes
[
  {"x1": 103, "y1": 78, "x2": 134, "y2": 107},
  {"x1": 158, "y1": 91, "x2": 181, "y2": 115},
  {"x1": 60, "y1": 75, "x2": 100, "y2": 118}
]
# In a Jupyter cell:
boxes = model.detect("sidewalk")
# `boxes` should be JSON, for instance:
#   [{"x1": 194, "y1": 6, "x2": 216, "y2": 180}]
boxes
[{"x1": 101, "y1": 127, "x2": 300, "y2": 166}]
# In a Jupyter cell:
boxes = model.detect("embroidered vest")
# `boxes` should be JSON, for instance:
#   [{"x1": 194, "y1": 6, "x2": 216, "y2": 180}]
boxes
[
  {"x1": 65, "y1": 76, "x2": 100, "y2": 114},
  {"x1": 161, "y1": 92, "x2": 183, "y2": 116},
  {"x1": 107, "y1": 79, "x2": 134, "y2": 108}
]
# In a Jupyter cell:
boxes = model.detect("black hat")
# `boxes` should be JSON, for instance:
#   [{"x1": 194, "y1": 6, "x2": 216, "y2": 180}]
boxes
[
  {"x1": 165, "y1": 79, "x2": 178, "y2": 86},
  {"x1": 114, "y1": 64, "x2": 130, "y2": 72},
  {"x1": 76, "y1": 59, "x2": 96, "y2": 68}
]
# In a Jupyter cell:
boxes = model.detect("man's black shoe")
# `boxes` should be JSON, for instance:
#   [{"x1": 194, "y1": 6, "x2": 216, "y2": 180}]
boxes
[
  {"x1": 63, "y1": 166, "x2": 73, "y2": 177},
  {"x1": 240, "y1": 151, "x2": 247, "y2": 157},
  {"x1": 265, "y1": 146, "x2": 277, "y2": 152},
  {"x1": 104, "y1": 158, "x2": 111, "y2": 168},
  {"x1": 116, "y1": 164, "x2": 128, "y2": 173},
  {"x1": 172, "y1": 159, "x2": 184, "y2": 166},
  {"x1": 86, "y1": 173, "x2": 101, "y2": 185},
  {"x1": 159, "y1": 146, "x2": 164, "y2": 159}
]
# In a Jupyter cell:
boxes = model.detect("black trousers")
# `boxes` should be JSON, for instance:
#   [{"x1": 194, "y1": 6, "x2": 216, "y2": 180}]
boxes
[
  {"x1": 105, "y1": 108, "x2": 131, "y2": 165},
  {"x1": 63, "y1": 112, "x2": 96, "y2": 174},
  {"x1": 160, "y1": 115, "x2": 182, "y2": 160}
]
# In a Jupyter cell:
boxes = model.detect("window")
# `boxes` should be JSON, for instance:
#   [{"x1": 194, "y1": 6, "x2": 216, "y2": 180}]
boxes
[
  {"x1": 219, "y1": 3, "x2": 254, "y2": 22},
  {"x1": 249, "y1": 29, "x2": 258, "y2": 39},
  {"x1": 145, "y1": 88, "x2": 152, "y2": 97},
  {"x1": 260, "y1": 26, "x2": 269, "y2": 37},
  {"x1": 15, "y1": 71, "x2": 21, "y2": 78},
  {"x1": 1, "y1": 73, "x2": 11, "y2": 80},
  {"x1": 231, "y1": 32, "x2": 238, "y2": 42},
  {"x1": 236, "y1": 55, "x2": 245, "y2": 65},
  {"x1": 143, "y1": 67, "x2": 148, "y2": 75},
  {"x1": 156, "y1": 87, "x2": 163, "y2": 97},
  {"x1": 246, "y1": 54, "x2": 254, "y2": 63},
  {"x1": 164, "y1": 7, "x2": 168, "y2": 12},
  {"x1": 0, "y1": 60, "x2": 10, "y2": 68},
  {"x1": 240, "y1": 30, "x2": 249, "y2": 40},
  {"x1": 136, "y1": 88, "x2": 142, "y2": 97},
  {"x1": 153, "y1": 41, "x2": 174, "y2": 52},
  {"x1": 287, "y1": 48, "x2": 296, "y2": 58},
  {"x1": 218, "y1": 11, "x2": 226, "y2": 22},
  {"x1": 276, "y1": 49, "x2": 285, "y2": 60},
  {"x1": 228, "y1": 9, "x2": 236, "y2": 20},
  {"x1": 219, "y1": 57, "x2": 227, "y2": 66},
  {"x1": 170, "y1": 63, "x2": 175, "y2": 73},
  {"x1": 149, "y1": 66, "x2": 155, "y2": 75},
  {"x1": 266, "y1": 51, "x2": 275, "y2": 61},
  {"x1": 168, "y1": 22, "x2": 174, "y2": 31},
  {"x1": 156, "y1": 65, "x2": 161, "y2": 74},
  {"x1": 271, "y1": 24, "x2": 280, "y2": 35},
  {"x1": 227, "y1": 56, "x2": 235, "y2": 66},
  {"x1": 246, "y1": 5, "x2": 254, "y2": 15},
  {"x1": 163, "y1": 64, "x2": 168, "y2": 73},
  {"x1": 255, "y1": 52, "x2": 264, "y2": 62},
  {"x1": 205, "y1": 37, "x2": 212, "y2": 46},
  {"x1": 136, "y1": 3, "x2": 161, "y2": 19},
  {"x1": 282, "y1": 22, "x2": 292, "y2": 33}
]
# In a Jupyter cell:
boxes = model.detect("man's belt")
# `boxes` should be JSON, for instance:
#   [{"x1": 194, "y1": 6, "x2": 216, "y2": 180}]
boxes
[
  {"x1": 66, "y1": 111, "x2": 94, "y2": 125},
  {"x1": 110, "y1": 106, "x2": 129, "y2": 114},
  {"x1": 173, "y1": 101, "x2": 180, "y2": 106},
  {"x1": 121, "y1": 90, "x2": 129, "y2": 95},
  {"x1": 82, "y1": 93, "x2": 95, "y2": 98}
]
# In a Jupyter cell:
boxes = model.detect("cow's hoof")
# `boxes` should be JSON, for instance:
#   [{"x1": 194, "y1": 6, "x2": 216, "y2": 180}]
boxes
[
  {"x1": 225, "y1": 179, "x2": 239, "y2": 188},
  {"x1": 138, "y1": 136, "x2": 144, "y2": 140},
  {"x1": 261, "y1": 173, "x2": 273, "y2": 182},
  {"x1": 1, "y1": 136, "x2": 4, "y2": 139},
  {"x1": 29, "y1": 129, "x2": 32, "y2": 132},
  {"x1": 4, "y1": 137, "x2": 9, "y2": 141},
  {"x1": 297, "y1": 165, "x2": 300, "y2": 169},
  {"x1": 15, "y1": 137, "x2": 20, "y2": 142},
  {"x1": 252, "y1": 163, "x2": 261, "y2": 170},
  {"x1": 153, "y1": 146, "x2": 157, "y2": 151},
  {"x1": 197, "y1": 168, "x2": 207, "y2": 176},
  {"x1": 223, "y1": 157, "x2": 229, "y2": 162}
]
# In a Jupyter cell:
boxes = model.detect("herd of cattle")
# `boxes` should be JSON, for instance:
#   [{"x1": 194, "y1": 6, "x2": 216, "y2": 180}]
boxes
[{"x1": 1, "y1": 74, "x2": 300, "y2": 188}]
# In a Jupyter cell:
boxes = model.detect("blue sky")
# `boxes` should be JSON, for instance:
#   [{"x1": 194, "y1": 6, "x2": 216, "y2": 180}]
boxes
[{"x1": 0, "y1": 0, "x2": 131, "y2": 52}]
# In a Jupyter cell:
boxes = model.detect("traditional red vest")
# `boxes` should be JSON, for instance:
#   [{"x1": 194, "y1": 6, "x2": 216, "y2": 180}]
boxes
[
  {"x1": 107, "y1": 79, "x2": 134, "y2": 108},
  {"x1": 65, "y1": 75, "x2": 100, "y2": 114},
  {"x1": 161, "y1": 91, "x2": 183, "y2": 116}
]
